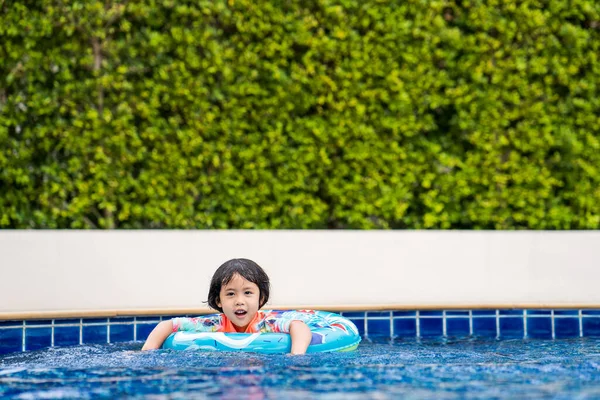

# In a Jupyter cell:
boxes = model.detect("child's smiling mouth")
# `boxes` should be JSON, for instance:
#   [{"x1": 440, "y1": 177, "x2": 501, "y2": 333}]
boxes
[{"x1": 234, "y1": 310, "x2": 247, "y2": 318}]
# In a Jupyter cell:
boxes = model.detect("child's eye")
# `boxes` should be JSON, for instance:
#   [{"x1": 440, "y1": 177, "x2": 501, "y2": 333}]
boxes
[
  {"x1": 226, "y1": 292, "x2": 234, "y2": 296},
  {"x1": 245, "y1": 291, "x2": 253, "y2": 295}
]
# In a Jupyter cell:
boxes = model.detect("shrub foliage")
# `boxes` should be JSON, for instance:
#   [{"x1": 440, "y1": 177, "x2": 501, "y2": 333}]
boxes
[{"x1": 1, "y1": 0, "x2": 599, "y2": 229}]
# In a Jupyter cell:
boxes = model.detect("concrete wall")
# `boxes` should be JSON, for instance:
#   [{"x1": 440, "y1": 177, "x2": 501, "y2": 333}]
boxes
[{"x1": 1, "y1": 231, "x2": 599, "y2": 318}]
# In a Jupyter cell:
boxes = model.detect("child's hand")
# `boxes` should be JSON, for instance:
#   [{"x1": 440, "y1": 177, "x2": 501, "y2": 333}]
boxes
[{"x1": 289, "y1": 320, "x2": 311, "y2": 355}]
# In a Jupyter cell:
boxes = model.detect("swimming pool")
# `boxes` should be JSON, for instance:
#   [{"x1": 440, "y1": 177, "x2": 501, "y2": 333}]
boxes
[
  {"x1": 1, "y1": 309, "x2": 600, "y2": 398},
  {"x1": 1, "y1": 337, "x2": 599, "y2": 399}
]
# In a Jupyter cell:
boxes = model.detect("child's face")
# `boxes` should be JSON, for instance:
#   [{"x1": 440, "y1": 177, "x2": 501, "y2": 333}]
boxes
[{"x1": 217, "y1": 273, "x2": 260, "y2": 332}]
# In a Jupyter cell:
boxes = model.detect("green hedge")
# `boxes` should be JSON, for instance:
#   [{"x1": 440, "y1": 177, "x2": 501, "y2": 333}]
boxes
[{"x1": 1, "y1": 0, "x2": 599, "y2": 229}]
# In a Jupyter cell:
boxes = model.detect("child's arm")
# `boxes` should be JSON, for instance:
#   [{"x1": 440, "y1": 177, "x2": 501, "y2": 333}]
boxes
[
  {"x1": 141, "y1": 320, "x2": 173, "y2": 351},
  {"x1": 289, "y1": 320, "x2": 312, "y2": 355}
]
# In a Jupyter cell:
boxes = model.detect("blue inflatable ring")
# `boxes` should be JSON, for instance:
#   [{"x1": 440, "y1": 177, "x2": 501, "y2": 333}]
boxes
[{"x1": 162, "y1": 311, "x2": 361, "y2": 354}]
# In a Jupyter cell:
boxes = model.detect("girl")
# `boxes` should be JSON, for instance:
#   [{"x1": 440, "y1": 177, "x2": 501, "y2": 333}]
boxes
[{"x1": 142, "y1": 258, "x2": 314, "y2": 354}]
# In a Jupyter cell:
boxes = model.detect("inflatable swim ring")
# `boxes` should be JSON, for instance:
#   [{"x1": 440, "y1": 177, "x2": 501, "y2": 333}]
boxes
[{"x1": 162, "y1": 311, "x2": 361, "y2": 353}]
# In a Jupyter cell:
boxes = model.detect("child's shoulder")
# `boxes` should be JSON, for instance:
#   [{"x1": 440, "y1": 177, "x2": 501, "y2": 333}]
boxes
[{"x1": 172, "y1": 313, "x2": 225, "y2": 332}]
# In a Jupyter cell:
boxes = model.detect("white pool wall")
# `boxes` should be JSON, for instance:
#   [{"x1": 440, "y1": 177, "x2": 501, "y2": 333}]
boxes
[{"x1": 1, "y1": 231, "x2": 599, "y2": 318}]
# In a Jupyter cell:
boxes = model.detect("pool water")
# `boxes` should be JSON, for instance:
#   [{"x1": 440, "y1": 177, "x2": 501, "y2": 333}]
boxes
[{"x1": 1, "y1": 337, "x2": 599, "y2": 399}]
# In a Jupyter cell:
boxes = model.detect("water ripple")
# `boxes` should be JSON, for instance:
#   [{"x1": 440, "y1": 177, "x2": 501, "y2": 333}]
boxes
[{"x1": 0, "y1": 338, "x2": 599, "y2": 399}]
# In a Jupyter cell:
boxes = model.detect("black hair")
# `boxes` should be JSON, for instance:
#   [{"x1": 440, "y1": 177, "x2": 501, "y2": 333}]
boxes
[{"x1": 207, "y1": 258, "x2": 270, "y2": 312}]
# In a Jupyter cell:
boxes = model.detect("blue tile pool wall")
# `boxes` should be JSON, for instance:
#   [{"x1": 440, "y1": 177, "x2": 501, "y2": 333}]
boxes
[
  {"x1": 0, "y1": 316, "x2": 165, "y2": 355},
  {"x1": 1, "y1": 310, "x2": 600, "y2": 354},
  {"x1": 354, "y1": 310, "x2": 600, "y2": 340}
]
